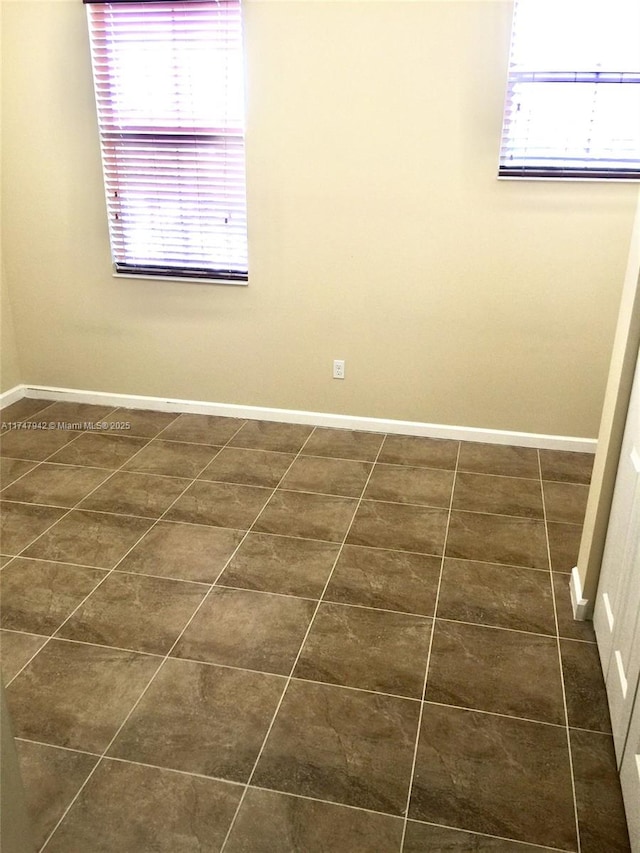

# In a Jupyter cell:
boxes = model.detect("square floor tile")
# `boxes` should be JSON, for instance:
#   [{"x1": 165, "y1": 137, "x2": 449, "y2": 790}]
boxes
[
  {"x1": 16, "y1": 739, "x2": 99, "y2": 850},
  {"x1": 543, "y1": 481, "x2": 589, "y2": 525},
  {"x1": 1, "y1": 463, "x2": 111, "y2": 507},
  {"x1": 548, "y1": 522, "x2": 582, "y2": 573},
  {"x1": 446, "y1": 511, "x2": 548, "y2": 569},
  {"x1": 159, "y1": 413, "x2": 245, "y2": 445},
  {"x1": 294, "y1": 602, "x2": 431, "y2": 697},
  {"x1": 553, "y1": 574, "x2": 596, "y2": 642},
  {"x1": 44, "y1": 759, "x2": 243, "y2": 853},
  {"x1": 452, "y1": 472, "x2": 543, "y2": 519},
  {"x1": 225, "y1": 788, "x2": 404, "y2": 853},
  {"x1": 377, "y1": 434, "x2": 458, "y2": 469},
  {"x1": 1, "y1": 398, "x2": 55, "y2": 425},
  {"x1": 409, "y1": 703, "x2": 577, "y2": 850},
  {"x1": 0, "y1": 428, "x2": 79, "y2": 462},
  {"x1": 109, "y1": 658, "x2": 284, "y2": 780},
  {"x1": 457, "y1": 443, "x2": 540, "y2": 478},
  {"x1": 252, "y1": 679, "x2": 420, "y2": 815},
  {"x1": 56, "y1": 572, "x2": 208, "y2": 655},
  {"x1": 96, "y1": 407, "x2": 179, "y2": 439},
  {"x1": 199, "y1": 447, "x2": 295, "y2": 488},
  {"x1": 301, "y1": 428, "x2": 384, "y2": 462},
  {"x1": 0, "y1": 630, "x2": 47, "y2": 682},
  {"x1": 324, "y1": 545, "x2": 441, "y2": 615},
  {"x1": 0, "y1": 501, "x2": 67, "y2": 554},
  {"x1": 218, "y1": 532, "x2": 339, "y2": 598},
  {"x1": 165, "y1": 480, "x2": 271, "y2": 529},
  {"x1": 117, "y1": 520, "x2": 244, "y2": 584},
  {"x1": 33, "y1": 401, "x2": 117, "y2": 427},
  {"x1": 539, "y1": 450, "x2": 594, "y2": 485},
  {"x1": 364, "y1": 464, "x2": 454, "y2": 507},
  {"x1": 346, "y1": 500, "x2": 448, "y2": 555},
  {"x1": 280, "y1": 456, "x2": 372, "y2": 497},
  {"x1": 7, "y1": 639, "x2": 159, "y2": 753},
  {"x1": 560, "y1": 639, "x2": 612, "y2": 733},
  {"x1": 254, "y1": 490, "x2": 358, "y2": 542},
  {"x1": 0, "y1": 558, "x2": 106, "y2": 635},
  {"x1": 403, "y1": 820, "x2": 559, "y2": 852},
  {"x1": 79, "y1": 471, "x2": 188, "y2": 518},
  {"x1": 426, "y1": 620, "x2": 565, "y2": 724},
  {"x1": 570, "y1": 729, "x2": 631, "y2": 852},
  {"x1": 173, "y1": 587, "x2": 316, "y2": 674},
  {"x1": 122, "y1": 439, "x2": 219, "y2": 478},
  {"x1": 48, "y1": 433, "x2": 149, "y2": 469},
  {"x1": 437, "y1": 559, "x2": 556, "y2": 635},
  {"x1": 229, "y1": 420, "x2": 314, "y2": 453},
  {"x1": 0, "y1": 457, "x2": 38, "y2": 487},
  {"x1": 22, "y1": 510, "x2": 153, "y2": 569}
]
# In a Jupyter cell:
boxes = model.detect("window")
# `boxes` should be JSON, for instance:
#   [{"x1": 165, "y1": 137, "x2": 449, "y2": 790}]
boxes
[
  {"x1": 499, "y1": 0, "x2": 640, "y2": 180},
  {"x1": 85, "y1": 0, "x2": 248, "y2": 282}
]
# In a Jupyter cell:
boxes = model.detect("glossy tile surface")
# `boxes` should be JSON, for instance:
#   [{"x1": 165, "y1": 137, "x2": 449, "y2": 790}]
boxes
[
  {"x1": 164, "y1": 479, "x2": 271, "y2": 529},
  {"x1": 324, "y1": 545, "x2": 440, "y2": 615},
  {"x1": 409, "y1": 703, "x2": 577, "y2": 849},
  {"x1": 44, "y1": 759, "x2": 243, "y2": 853},
  {"x1": 218, "y1": 532, "x2": 340, "y2": 597},
  {"x1": 226, "y1": 788, "x2": 404, "y2": 852},
  {"x1": 22, "y1": 509, "x2": 153, "y2": 568},
  {"x1": 56, "y1": 571, "x2": 208, "y2": 654},
  {"x1": 16, "y1": 739, "x2": 98, "y2": 849},
  {"x1": 426, "y1": 620, "x2": 565, "y2": 723},
  {"x1": 173, "y1": 586, "x2": 316, "y2": 674},
  {"x1": 117, "y1": 520, "x2": 243, "y2": 584},
  {"x1": 252, "y1": 679, "x2": 419, "y2": 814},
  {"x1": 438, "y1": 558, "x2": 556, "y2": 634},
  {"x1": 446, "y1": 511, "x2": 548, "y2": 569},
  {"x1": 294, "y1": 602, "x2": 431, "y2": 697},
  {"x1": 1, "y1": 463, "x2": 111, "y2": 507},
  {"x1": 0, "y1": 558, "x2": 106, "y2": 635},
  {"x1": 0, "y1": 412, "x2": 625, "y2": 853},
  {"x1": 346, "y1": 500, "x2": 448, "y2": 554},
  {"x1": 109, "y1": 658, "x2": 284, "y2": 780},
  {"x1": 7, "y1": 639, "x2": 158, "y2": 752}
]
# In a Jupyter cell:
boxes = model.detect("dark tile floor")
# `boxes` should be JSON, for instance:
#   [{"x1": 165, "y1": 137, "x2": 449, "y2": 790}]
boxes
[{"x1": 0, "y1": 398, "x2": 632, "y2": 852}]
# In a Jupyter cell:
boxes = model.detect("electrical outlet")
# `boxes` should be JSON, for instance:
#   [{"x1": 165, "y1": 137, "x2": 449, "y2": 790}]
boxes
[{"x1": 333, "y1": 359, "x2": 345, "y2": 379}]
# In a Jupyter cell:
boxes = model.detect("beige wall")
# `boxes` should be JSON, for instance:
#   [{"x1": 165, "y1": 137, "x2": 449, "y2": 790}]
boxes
[
  {"x1": 1, "y1": 0, "x2": 637, "y2": 436},
  {"x1": 0, "y1": 0, "x2": 21, "y2": 394},
  {"x1": 0, "y1": 265, "x2": 21, "y2": 393}
]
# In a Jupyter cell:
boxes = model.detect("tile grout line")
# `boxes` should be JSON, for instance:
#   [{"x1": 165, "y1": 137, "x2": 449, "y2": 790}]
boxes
[
  {"x1": 538, "y1": 449, "x2": 582, "y2": 853},
  {"x1": 3, "y1": 412, "x2": 202, "y2": 688},
  {"x1": 398, "y1": 440, "x2": 461, "y2": 852},
  {"x1": 34, "y1": 415, "x2": 268, "y2": 851},
  {"x1": 4, "y1": 427, "x2": 593, "y2": 850},
  {"x1": 36, "y1": 420, "x2": 322, "y2": 852},
  {"x1": 217, "y1": 430, "x2": 391, "y2": 852}
]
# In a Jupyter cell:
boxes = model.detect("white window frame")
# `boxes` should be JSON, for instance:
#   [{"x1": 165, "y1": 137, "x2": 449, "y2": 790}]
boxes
[
  {"x1": 499, "y1": 0, "x2": 640, "y2": 181},
  {"x1": 85, "y1": 0, "x2": 249, "y2": 284}
]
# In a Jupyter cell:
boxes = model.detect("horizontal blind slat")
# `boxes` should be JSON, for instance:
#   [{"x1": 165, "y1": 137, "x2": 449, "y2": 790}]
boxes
[
  {"x1": 88, "y1": 0, "x2": 248, "y2": 277},
  {"x1": 498, "y1": 0, "x2": 640, "y2": 180}
]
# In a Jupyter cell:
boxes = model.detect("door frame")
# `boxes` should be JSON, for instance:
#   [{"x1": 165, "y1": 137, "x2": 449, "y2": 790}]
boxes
[{"x1": 572, "y1": 191, "x2": 640, "y2": 620}]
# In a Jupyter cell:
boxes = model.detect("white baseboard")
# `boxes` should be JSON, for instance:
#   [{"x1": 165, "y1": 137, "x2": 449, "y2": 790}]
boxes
[
  {"x1": 570, "y1": 566, "x2": 592, "y2": 620},
  {"x1": 0, "y1": 384, "x2": 27, "y2": 409},
  {"x1": 1, "y1": 383, "x2": 598, "y2": 453}
]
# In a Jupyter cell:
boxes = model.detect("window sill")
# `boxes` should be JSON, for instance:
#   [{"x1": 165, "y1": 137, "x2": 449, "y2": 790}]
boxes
[{"x1": 112, "y1": 273, "x2": 248, "y2": 287}]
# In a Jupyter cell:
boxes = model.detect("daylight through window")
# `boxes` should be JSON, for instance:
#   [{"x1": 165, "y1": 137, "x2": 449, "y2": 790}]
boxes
[
  {"x1": 85, "y1": 0, "x2": 248, "y2": 282},
  {"x1": 499, "y1": 0, "x2": 640, "y2": 180}
]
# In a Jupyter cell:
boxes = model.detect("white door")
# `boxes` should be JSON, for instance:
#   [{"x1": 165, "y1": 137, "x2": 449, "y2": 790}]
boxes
[
  {"x1": 620, "y1": 690, "x2": 640, "y2": 850},
  {"x1": 593, "y1": 346, "x2": 640, "y2": 849}
]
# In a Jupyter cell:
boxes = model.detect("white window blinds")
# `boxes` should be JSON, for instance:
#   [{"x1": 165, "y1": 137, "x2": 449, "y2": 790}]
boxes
[
  {"x1": 85, "y1": 0, "x2": 248, "y2": 281},
  {"x1": 499, "y1": 0, "x2": 640, "y2": 180}
]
